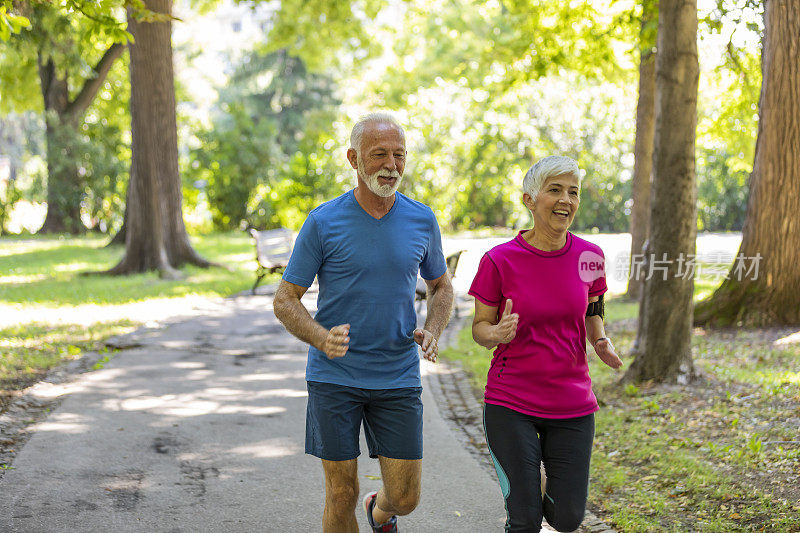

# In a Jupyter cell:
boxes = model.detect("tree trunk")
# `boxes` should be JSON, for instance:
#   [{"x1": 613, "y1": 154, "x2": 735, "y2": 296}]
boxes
[
  {"x1": 626, "y1": 0, "x2": 657, "y2": 300},
  {"x1": 624, "y1": 0, "x2": 699, "y2": 384},
  {"x1": 105, "y1": 0, "x2": 210, "y2": 277},
  {"x1": 695, "y1": 0, "x2": 800, "y2": 327},
  {"x1": 37, "y1": 56, "x2": 83, "y2": 234}
]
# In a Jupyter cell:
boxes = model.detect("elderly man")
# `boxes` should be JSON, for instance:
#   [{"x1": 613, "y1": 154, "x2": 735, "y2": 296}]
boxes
[{"x1": 272, "y1": 112, "x2": 454, "y2": 533}]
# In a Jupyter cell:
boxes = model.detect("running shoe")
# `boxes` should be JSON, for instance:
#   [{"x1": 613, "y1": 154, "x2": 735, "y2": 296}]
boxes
[{"x1": 362, "y1": 490, "x2": 398, "y2": 532}]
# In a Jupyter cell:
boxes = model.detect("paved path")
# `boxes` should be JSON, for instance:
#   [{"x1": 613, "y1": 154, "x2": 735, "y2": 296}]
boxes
[
  {"x1": 0, "y1": 287, "x2": 619, "y2": 532},
  {"x1": 0, "y1": 291, "x2": 513, "y2": 532}
]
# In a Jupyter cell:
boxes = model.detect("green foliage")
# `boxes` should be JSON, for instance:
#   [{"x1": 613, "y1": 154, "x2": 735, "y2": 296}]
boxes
[
  {"x1": 695, "y1": 0, "x2": 762, "y2": 232},
  {"x1": 395, "y1": 73, "x2": 635, "y2": 232},
  {"x1": 188, "y1": 50, "x2": 343, "y2": 230},
  {"x1": 190, "y1": 101, "x2": 280, "y2": 229},
  {"x1": 0, "y1": 3, "x2": 128, "y2": 114},
  {"x1": 0, "y1": 3, "x2": 30, "y2": 41},
  {"x1": 0, "y1": 0, "x2": 767, "y2": 236},
  {"x1": 77, "y1": 57, "x2": 130, "y2": 233},
  {"x1": 264, "y1": 0, "x2": 386, "y2": 71},
  {"x1": 378, "y1": 0, "x2": 633, "y2": 103},
  {"x1": 0, "y1": 112, "x2": 44, "y2": 232},
  {"x1": 0, "y1": 175, "x2": 22, "y2": 234},
  {"x1": 696, "y1": 148, "x2": 748, "y2": 231}
]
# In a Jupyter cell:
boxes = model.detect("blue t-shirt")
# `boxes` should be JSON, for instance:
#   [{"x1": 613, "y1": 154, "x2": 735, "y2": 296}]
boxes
[{"x1": 282, "y1": 189, "x2": 447, "y2": 389}]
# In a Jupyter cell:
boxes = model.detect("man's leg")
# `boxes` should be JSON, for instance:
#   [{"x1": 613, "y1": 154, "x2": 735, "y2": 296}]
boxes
[
  {"x1": 322, "y1": 459, "x2": 360, "y2": 533},
  {"x1": 306, "y1": 382, "x2": 368, "y2": 533},
  {"x1": 371, "y1": 457, "x2": 422, "y2": 524}
]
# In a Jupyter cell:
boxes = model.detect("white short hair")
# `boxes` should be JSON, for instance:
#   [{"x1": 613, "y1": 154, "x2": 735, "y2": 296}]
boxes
[
  {"x1": 349, "y1": 112, "x2": 405, "y2": 153},
  {"x1": 523, "y1": 155, "x2": 581, "y2": 199}
]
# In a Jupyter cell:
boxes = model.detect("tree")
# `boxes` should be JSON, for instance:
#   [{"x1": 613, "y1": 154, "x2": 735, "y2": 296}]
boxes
[
  {"x1": 624, "y1": 0, "x2": 699, "y2": 384},
  {"x1": 626, "y1": 0, "x2": 657, "y2": 300},
  {"x1": 106, "y1": 0, "x2": 209, "y2": 277},
  {"x1": 695, "y1": 0, "x2": 800, "y2": 326},
  {"x1": 1, "y1": 3, "x2": 129, "y2": 234}
]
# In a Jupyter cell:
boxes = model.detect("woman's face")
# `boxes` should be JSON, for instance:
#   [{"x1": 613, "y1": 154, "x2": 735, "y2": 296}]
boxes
[{"x1": 524, "y1": 173, "x2": 581, "y2": 233}]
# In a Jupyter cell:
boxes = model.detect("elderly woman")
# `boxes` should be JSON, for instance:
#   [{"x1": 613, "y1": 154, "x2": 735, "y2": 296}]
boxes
[{"x1": 469, "y1": 155, "x2": 623, "y2": 533}]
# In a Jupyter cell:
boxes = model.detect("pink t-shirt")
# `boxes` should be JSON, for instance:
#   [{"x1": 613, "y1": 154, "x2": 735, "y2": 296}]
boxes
[{"x1": 468, "y1": 231, "x2": 607, "y2": 419}]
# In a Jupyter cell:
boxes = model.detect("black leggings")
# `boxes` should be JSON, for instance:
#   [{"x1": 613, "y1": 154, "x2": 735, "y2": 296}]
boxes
[{"x1": 483, "y1": 403, "x2": 595, "y2": 533}]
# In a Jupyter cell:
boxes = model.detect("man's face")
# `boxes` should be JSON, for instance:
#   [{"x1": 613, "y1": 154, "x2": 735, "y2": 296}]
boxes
[{"x1": 353, "y1": 122, "x2": 406, "y2": 198}]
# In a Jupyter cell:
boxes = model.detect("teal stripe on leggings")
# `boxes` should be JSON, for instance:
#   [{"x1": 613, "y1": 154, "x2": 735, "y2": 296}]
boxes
[{"x1": 483, "y1": 407, "x2": 510, "y2": 499}]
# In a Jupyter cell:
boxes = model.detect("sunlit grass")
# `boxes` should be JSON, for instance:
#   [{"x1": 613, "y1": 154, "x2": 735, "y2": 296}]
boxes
[
  {"x1": 0, "y1": 232, "x2": 267, "y2": 306},
  {"x1": 0, "y1": 321, "x2": 137, "y2": 392},
  {"x1": 694, "y1": 275, "x2": 727, "y2": 302},
  {"x1": 604, "y1": 297, "x2": 638, "y2": 323}
]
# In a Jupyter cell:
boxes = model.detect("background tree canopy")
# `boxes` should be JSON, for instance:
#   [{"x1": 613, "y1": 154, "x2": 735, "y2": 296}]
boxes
[{"x1": 0, "y1": 0, "x2": 763, "y2": 235}]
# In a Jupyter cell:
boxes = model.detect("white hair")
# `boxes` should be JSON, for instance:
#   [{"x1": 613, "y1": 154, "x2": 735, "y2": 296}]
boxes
[
  {"x1": 349, "y1": 112, "x2": 405, "y2": 153},
  {"x1": 522, "y1": 155, "x2": 581, "y2": 199}
]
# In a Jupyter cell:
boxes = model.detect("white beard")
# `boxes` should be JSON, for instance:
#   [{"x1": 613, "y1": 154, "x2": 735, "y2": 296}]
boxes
[{"x1": 358, "y1": 158, "x2": 402, "y2": 198}]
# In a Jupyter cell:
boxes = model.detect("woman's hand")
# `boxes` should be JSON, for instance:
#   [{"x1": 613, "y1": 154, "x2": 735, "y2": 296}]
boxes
[
  {"x1": 594, "y1": 337, "x2": 623, "y2": 369},
  {"x1": 493, "y1": 299, "x2": 519, "y2": 344}
]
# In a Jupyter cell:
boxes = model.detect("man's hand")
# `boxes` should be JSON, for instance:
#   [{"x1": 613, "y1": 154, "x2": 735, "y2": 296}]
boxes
[
  {"x1": 594, "y1": 338, "x2": 623, "y2": 369},
  {"x1": 323, "y1": 324, "x2": 350, "y2": 359},
  {"x1": 414, "y1": 328, "x2": 438, "y2": 362},
  {"x1": 493, "y1": 299, "x2": 519, "y2": 344}
]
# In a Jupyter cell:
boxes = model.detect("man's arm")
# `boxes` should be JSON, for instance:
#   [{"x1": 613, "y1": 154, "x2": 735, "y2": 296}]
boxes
[
  {"x1": 414, "y1": 271, "x2": 454, "y2": 362},
  {"x1": 273, "y1": 279, "x2": 350, "y2": 359}
]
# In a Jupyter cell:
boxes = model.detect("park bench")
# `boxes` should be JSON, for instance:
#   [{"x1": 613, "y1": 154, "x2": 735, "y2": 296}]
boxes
[
  {"x1": 416, "y1": 250, "x2": 466, "y2": 317},
  {"x1": 249, "y1": 227, "x2": 294, "y2": 294}
]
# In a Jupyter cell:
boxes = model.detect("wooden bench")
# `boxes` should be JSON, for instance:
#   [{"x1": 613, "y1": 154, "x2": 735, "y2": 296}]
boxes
[
  {"x1": 249, "y1": 227, "x2": 294, "y2": 294},
  {"x1": 416, "y1": 250, "x2": 466, "y2": 317}
]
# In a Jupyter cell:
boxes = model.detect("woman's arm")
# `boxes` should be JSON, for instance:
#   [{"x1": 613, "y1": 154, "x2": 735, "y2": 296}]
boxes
[
  {"x1": 585, "y1": 295, "x2": 623, "y2": 369},
  {"x1": 472, "y1": 299, "x2": 519, "y2": 350}
]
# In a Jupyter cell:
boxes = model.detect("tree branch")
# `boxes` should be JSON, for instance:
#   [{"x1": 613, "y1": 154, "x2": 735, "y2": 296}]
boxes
[
  {"x1": 65, "y1": 42, "x2": 125, "y2": 120},
  {"x1": 725, "y1": 40, "x2": 752, "y2": 91}
]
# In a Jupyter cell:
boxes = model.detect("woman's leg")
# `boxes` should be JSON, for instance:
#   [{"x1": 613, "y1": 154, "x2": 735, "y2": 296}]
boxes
[
  {"x1": 539, "y1": 414, "x2": 595, "y2": 532},
  {"x1": 483, "y1": 403, "x2": 545, "y2": 533}
]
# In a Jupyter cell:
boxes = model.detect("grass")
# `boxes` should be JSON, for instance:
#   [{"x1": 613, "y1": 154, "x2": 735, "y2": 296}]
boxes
[
  {"x1": 440, "y1": 292, "x2": 800, "y2": 532},
  {"x1": 0, "y1": 321, "x2": 134, "y2": 392},
  {"x1": 0, "y1": 232, "x2": 258, "y2": 306},
  {"x1": 0, "y1": 232, "x2": 280, "y2": 409}
]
